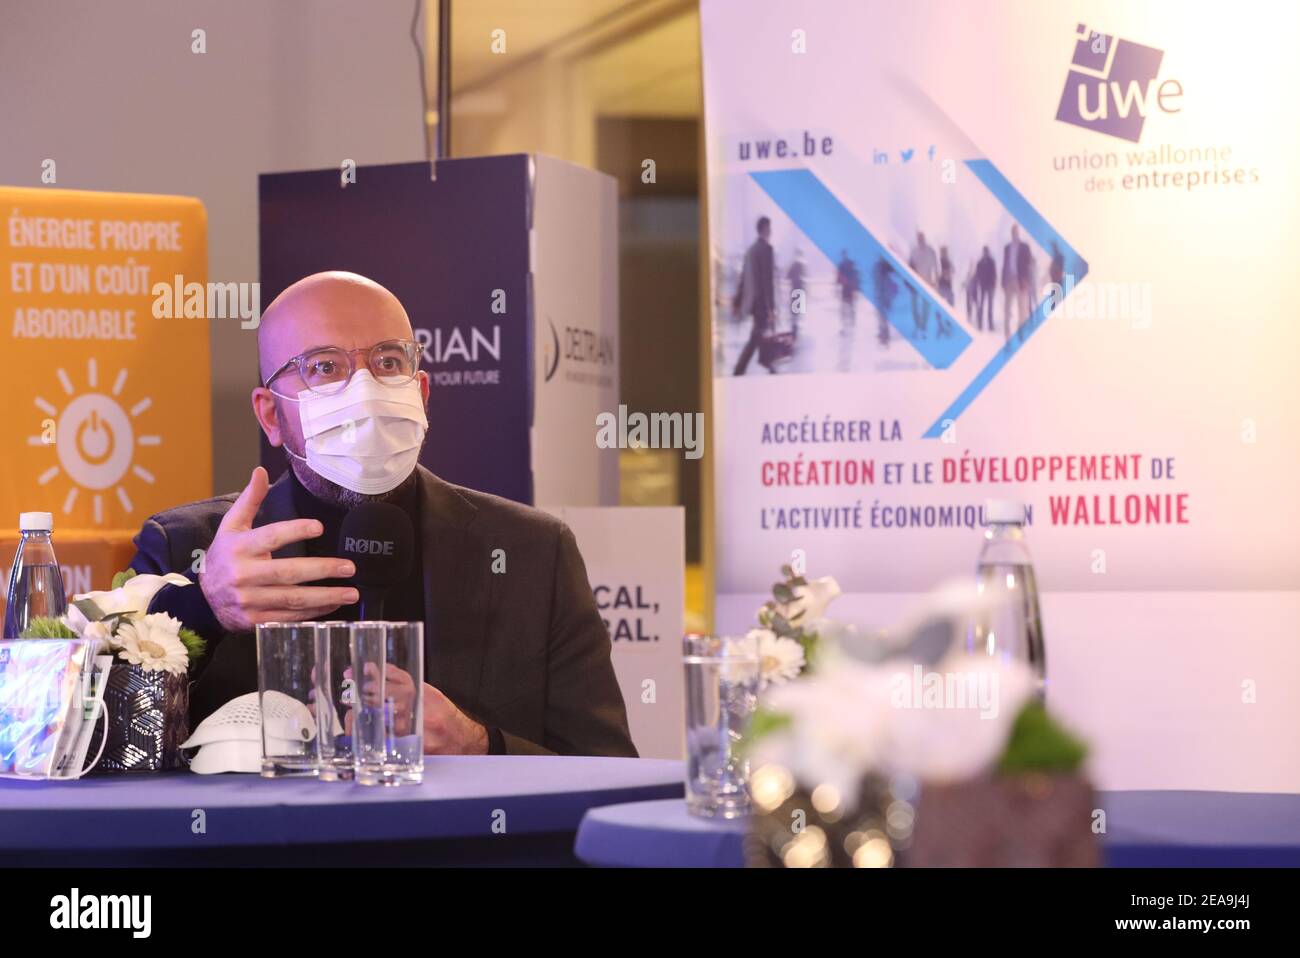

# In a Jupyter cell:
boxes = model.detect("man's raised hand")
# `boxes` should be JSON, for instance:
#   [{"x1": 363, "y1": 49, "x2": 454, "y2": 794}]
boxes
[{"x1": 198, "y1": 467, "x2": 358, "y2": 631}]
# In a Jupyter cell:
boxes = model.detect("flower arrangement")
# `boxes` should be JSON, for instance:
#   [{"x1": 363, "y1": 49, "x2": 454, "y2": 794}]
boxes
[
  {"x1": 747, "y1": 565, "x2": 1084, "y2": 773},
  {"x1": 22, "y1": 569, "x2": 205, "y2": 676},
  {"x1": 744, "y1": 565, "x2": 1094, "y2": 867},
  {"x1": 753, "y1": 644, "x2": 1085, "y2": 797},
  {"x1": 748, "y1": 564, "x2": 842, "y2": 688}
]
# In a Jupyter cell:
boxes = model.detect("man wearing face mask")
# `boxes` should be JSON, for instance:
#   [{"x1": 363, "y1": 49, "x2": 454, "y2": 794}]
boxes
[{"x1": 128, "y1": 271, "x2": 636, "y2": 757}]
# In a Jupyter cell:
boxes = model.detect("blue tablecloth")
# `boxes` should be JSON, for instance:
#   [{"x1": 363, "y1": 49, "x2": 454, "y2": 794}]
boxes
[
  {"x1": 575, "y1": 799, "x2": 748, "y2": 868},
  {"x1": 575, "y1": 790, "x2": 1300, "y2": 868},
  {"x1": 0, "y1": 756, "x2": 683, "y2": 865},
  {"x1": 1100, "y1": 790, "x2": 1300, "y2": 867}
]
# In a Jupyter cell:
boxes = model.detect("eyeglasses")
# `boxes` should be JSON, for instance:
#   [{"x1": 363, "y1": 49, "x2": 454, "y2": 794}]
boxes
[{"x1": 263, "y1": 339, "x2": 420, "y2": 398}]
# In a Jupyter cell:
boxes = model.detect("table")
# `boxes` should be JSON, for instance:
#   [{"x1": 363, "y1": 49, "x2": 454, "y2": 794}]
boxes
[
  {"x1": 0, "y1": 756, "x2": 684, "y2": 866},
  {"x1": 1100, "y1": 790, "x2": 1300, "y2": 867},
  {"x1": 574, "y1": 790, "x2": 1300, "y2": 868},
  {"x1": 575, "y1": 798, "x2": 748, "y2": 868}
]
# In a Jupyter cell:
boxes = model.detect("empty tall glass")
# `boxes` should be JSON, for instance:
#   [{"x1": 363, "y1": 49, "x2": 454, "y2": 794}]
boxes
[
  {"x1": 683, "y1": 633, "x2": 760, "y2": 819},
  {"x1": 349, "y1": 621, "x2": 424, "y2": 786},
  {"x1": 313, "y1": 621, "x2": 355, "y2": 781},
  {"x1": 255, "y1": 622, "x2": 321, "y2": 778}
]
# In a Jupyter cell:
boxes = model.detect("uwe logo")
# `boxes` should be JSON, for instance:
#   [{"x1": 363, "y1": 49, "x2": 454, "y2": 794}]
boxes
[{"x1": 1055, "y1": 23, "x2": 1181, "y2": 143}]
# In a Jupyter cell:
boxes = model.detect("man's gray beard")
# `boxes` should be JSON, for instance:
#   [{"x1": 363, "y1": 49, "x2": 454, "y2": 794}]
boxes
[{"x1": 287, "y1": 454, "x2": 416, "y2": 509}]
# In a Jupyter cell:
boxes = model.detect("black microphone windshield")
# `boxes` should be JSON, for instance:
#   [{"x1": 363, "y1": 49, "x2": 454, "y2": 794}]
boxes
[{"x1": 339, "y1": 502, "x2": 415, "y2": 590}]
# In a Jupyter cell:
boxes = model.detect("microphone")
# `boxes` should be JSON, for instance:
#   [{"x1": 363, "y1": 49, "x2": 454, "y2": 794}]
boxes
[{"x1": 338, "y1": 502, "x2": 415, "y2": 621}]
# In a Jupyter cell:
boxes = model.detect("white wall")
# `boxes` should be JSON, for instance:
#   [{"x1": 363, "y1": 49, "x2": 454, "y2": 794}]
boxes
[{"x1": 0, "y1": 0, "x2": 426, "y2": 493}]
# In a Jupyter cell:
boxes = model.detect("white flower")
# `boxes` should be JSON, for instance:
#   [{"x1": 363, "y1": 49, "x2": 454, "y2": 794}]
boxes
[
  {"x1": 65, "y1": 604, "x2": 94, "y2": 635},
  {"x1": 754, "y1": 655, "x2": 895, "y2": 805},
  {"x1": 744, "y1": 573, "x2": 1058, "y2": 809},
  {"x1": 113, "y1": 613, "x2": 189, "y2": 676},
  {"x1": 807, "y1": 616, "x2": 897, "y2": 664},
  {"x1": 82, "y1": 620, "x2": 113, "y2": 643},
  {"x1": 883, "y1": 653, "x2": 1035, "y2": 783},
  {"x1": 782, "y1": 575, "x2": 841, "y2": 625},
  {"x1": 748, "y1": 628, "x2": 805, "y2": 688},
  {"x1": 69, "y1": 573, "x2": 191, "y2": 628},
  {"x1": 717, "y1": 634, "x2": 763, "y2": 685},
  {"x1": 753, "y1": 638, "x2": 1037, "y2": 802}
]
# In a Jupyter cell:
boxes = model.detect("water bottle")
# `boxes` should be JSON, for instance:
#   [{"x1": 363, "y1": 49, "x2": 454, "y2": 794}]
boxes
[
  {"x1": 967, "y1": 499, "x2": 1046, "y2": 697},
  {"x1": 3, "y1": 512, "x2": 67, "y2": 638}
]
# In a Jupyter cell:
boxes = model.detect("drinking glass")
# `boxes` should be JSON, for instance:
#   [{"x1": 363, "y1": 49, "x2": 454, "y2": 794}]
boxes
[
  {"x1": 313, "y1": 621, "x2": 355, "y2": 781},
  {"x1": 255, "y1": 622, "x2": 322, "y2": 778},
  {"x1": 683, "y1": 633, "x2": 760, "y2": 818},
  {"x1": 349, "y1": 621, "x2": 424, "y2": 786}
]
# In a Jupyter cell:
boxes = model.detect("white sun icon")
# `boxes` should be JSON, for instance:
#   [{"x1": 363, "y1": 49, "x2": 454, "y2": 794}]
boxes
[{"x1": 28, "y1": 358, "x2": 160, "y2": 525}]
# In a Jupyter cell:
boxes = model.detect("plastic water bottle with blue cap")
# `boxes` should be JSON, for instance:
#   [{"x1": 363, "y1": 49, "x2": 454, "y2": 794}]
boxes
[
  {"x1": 4, "y1": 512, "x2": 68, "y2": 638},
  {"x1": 967, "y1": 498, "x2": 1046, "y2": 698}
]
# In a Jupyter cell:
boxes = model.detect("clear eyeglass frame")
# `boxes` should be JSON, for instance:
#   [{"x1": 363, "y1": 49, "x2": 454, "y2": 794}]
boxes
[{"x1": 264, "y1": 338, "x2": 420, "y2": 399}]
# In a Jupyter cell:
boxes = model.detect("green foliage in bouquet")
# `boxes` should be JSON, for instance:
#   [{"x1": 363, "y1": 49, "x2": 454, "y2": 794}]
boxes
[
  {"x1": 177, "y1": 627, "x2": 206, "y2": 663},
  {"x1": 749, "y1": 706, "x2": 791, "y2": 741},
  {"x1": 110, "y1": 568, "x2": 138, "y2": 590},
  {"x1": 736, "y1": 705, "x2": 791, "y2": 761},
  {"x1": 757, "y1": 563, "x2": 822, "y2": 672},
  {"x1": 19, "y1": 616, "x2": 79, "y2": 639},
  {"x1": 22, "y1": 615, "x2": 206, "y2": 669},
  {"x1": 998, "y1": 701, "x2": 1089, "y2": 774}
]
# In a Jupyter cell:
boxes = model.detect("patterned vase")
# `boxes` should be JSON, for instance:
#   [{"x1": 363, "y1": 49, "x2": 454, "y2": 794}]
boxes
[
  {"x1": 907, "y1": 773, "x2": 1100, "y2": 867},
  {"x1": 86, "y1": 663, "x2": 190, "y2": 773},
  {"x1": 746, "y1": 767, "x2": 1099, "y2": 867}
]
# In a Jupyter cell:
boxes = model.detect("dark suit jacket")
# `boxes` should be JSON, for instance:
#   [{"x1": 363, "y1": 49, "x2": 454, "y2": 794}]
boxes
[
  {"x1": 737, "y1": 237, "x2": 775, "y2": 319},
  {"x1": 128, "y1": 466, "x2": 637, "y2": 757},
  {"x1": 1003, "y1": 240, "x2": 1032, "y2": 290}
]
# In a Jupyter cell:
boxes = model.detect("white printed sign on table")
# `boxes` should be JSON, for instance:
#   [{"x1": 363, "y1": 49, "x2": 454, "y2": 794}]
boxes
[{"x1": 544, "y1": 506, "x2": 685, "y2": 760}]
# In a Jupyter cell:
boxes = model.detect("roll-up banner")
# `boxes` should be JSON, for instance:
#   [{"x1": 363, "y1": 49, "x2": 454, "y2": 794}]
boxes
[
  {"x1": 0, "y1": 187, "x2": 211, "y2": 529},
  {"x1": 701, "y1": 0, "x2": 1298, "y2": 790}
]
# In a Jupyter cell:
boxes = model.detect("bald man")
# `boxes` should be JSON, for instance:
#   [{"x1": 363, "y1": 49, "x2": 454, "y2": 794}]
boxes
[{"x1": 129, "y1": 271, "x2": 636, "y2": 758}]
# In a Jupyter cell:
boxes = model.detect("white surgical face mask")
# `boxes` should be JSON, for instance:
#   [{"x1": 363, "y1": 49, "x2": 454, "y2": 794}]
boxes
[{"x1": 283, "y1": 369, "x2": 428, "y2": 495}]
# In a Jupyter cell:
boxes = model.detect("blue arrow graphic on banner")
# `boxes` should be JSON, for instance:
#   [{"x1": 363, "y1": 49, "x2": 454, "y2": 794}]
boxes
[
  {"x1": 751, "y1": 169, "x2": 970, "y2": 369},
  {"x1": 749, "y1": 163, "x2": 1087, "y2": 438},
  {"x1": 918, "y1": 160, "x2": 1090, "y2": 436}
]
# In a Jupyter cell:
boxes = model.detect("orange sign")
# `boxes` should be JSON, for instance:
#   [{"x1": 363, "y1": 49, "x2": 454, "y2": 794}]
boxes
[{"x1": 0, "y1": 186, "x2": 211, "y2": 534}]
